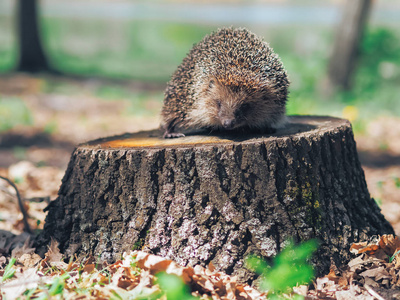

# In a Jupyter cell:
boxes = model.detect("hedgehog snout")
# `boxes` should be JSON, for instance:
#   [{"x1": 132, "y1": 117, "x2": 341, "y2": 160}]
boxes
[
  {"x1": 221, "y1": 118, "x2": 236, "y2": 130},
  {"x1": 217, "y1": 108, "x2": 237, "y2": 129}
]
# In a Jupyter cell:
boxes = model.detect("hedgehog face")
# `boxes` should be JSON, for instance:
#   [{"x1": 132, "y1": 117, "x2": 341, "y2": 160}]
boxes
[
  {"x1": 205, "y1": 78, "x2": 250, "y2": 130},
  {"x1": 188, "y1": 76, "x2": 286, "y2": 131},
  {"x1": 206, "y1": 78, "x2": 284, "y2": 130}
]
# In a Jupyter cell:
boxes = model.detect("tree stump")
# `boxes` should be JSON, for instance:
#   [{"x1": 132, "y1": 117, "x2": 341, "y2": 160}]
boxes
[{"x1": 37, "y1": 116, "x2": 393, "y2": 282}]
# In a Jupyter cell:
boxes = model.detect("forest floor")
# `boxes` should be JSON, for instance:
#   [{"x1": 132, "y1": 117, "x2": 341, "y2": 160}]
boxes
[{"x1": 1, "y1": 73, "x2": 400, "y2": 299}]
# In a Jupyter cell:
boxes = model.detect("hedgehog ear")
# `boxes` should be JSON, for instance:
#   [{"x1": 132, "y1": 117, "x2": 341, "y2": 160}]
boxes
[{"x1": 209, "y1": 79, "x2": 215, "y2": 89}]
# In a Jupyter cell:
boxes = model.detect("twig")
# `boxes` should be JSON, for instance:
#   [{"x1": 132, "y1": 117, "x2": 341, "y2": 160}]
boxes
[
  {"x1": 364, "y1": 284, "x2": 386, "y2": 300},
  {"x1": 0, "y1": 175, "x2": 32, "y2": 233}
]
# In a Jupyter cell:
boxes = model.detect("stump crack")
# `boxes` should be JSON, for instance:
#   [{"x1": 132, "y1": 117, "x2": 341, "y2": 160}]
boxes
[
  {"x1": 274, "y1": 140, "x2": 301, "y2": 244},
  {"x1": 327, "y1": 131, "x2": 352, "y2": 247}
]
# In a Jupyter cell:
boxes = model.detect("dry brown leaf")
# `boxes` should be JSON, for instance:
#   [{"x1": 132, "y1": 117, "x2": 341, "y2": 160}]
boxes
[
  {"x1": 392, "y1": 253, "x2": 400, "y2": 269},
  {"x1": 2, "y1": 248, "x2": 266, "y2": 299},
  {"x1": 0, "y1": 267, "x2": 43, "y2": 299},
  {"x1": 117, "y1": 274, "x2": 138, "y2": 290},
  {"x1": 1, "y1": 232, "x2": 31, "y2": 255},
  {"x1": 195, "y1": 274, "x2": 215, "y2": 292},
  {"x1": 316, "y1": 277, "x2": 337, "y2": 292},
  {"x1": 41, "y1": 238, "x2": 68, "y2": 270},
  {"x1": 364, "y1": 276, "x2": 380, "y2": 288},
  {"x1": 293, "y1": 285, "x2": 308, "y2": 297},
  {"x1": 348, "y1": 255, "x2": 367, "y2": 272},
  {"x1": 350, "y1": 241, "x2": 369, "y2": 254},
  {"x1": 83, "y1": 263, "x2": 96, "y2": 274},
  {"x1": 84, "y1": 254, "x2": 96, "y2": 265},
  {"x1": 165, "y1": 262, "x2": 195, "y2": 284},
  {"x1": 225, "y1": 282, "x2": 236, "y2": 300},
  {"x1": 327, "y1": 268, "x2": 340, "y2": 283},
  {"x1": 0, "y1": 255, "x2": 7, "y2": 268},
  {"x1": 214, "y1": 278, "x2": 228, "y2": 296},
  {"x1": 375, "y1": 269, "x2": 392, "y2": 281},
  {"x1": 10, "y1": 237, "x2": 35, "y2": 259},
  {"x1": 209, "y1": 261, "x2": 216, "y2": 272},
  {"x1": 134, "y1": 251, "x2": 154, "y2": 269},
  {"x1": 325, "y1": 268, "x2": 349, "y2": 288},
  {"x1": 335, "y1": 286, "x2": 374, "y2": 300},
  {"x1": 17, "y1": 252, "x2": 42, "y2": 268},
  {"x1": 359, "y1": 266, "x2": 390, "y2": 279},
  {"x1": 66, "y1": 261, "x2": 79, "y2": 272},
  {"x1": 319, "y1": 235, "x2": 400, "y2": 298},
  {"x1": 338, "y1": 276, "x2": 348, "y2": 287},
  {"x1": 373, "y1": 249, "x2": 390, "y2": 260},
  {"x1": 350, "y1": 235, "x2": 400, "y2": 260},
  {"x1": 91, "y1": 272, "x2": 111, "y2": 285},
  {"x1": 45, "y1": 238, "x2": 63, "y2": 262},
  {"x1": 108, "y1": 259, "x2": 123, "y2": 274},
  {"x1": 378, "y1": 234, "x2": 400, "y2": 256},
  {"x1": 350, "y1": 242, "x2": 379, "y2": 255},
  {"x1": 149, "y1": 259, "x2": 173, "y2": 274}
]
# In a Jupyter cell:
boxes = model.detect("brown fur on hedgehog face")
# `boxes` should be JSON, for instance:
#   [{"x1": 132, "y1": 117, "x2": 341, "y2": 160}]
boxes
[{"x1": 187, "y1": 75, "x2": 286, "y2": 131}]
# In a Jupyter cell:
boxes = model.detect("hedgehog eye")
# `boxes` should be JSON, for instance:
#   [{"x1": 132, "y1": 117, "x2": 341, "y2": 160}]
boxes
[{"x1": 216, "y1": 100, "x2": 222, "y2": 108}]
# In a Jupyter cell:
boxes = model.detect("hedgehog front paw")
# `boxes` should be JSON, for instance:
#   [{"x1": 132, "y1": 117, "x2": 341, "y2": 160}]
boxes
[{"x1": 163, "y1": 131, "x2": 186, "y2": 139}]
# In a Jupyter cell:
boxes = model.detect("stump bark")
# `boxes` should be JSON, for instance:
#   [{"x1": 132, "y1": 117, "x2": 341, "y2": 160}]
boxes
[{"x1": 37, "y1": 116, "x2": 393, "y2": 282}]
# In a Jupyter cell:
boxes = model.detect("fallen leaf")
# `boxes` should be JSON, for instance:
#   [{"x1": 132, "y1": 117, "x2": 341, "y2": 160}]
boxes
[
  {"x1": 359, "y1": 266, "x2": 390, "y2": 279},
  {"x1": 17, "y1": 252, "x2": 41, "y2": 268},
  {"x1": 45, "y1": 238, "x2": 63, "y2": 263},
  {"x1": 379, "y1": 235, "x2": 400, "y2": 256},
  {"x1": 364, "y1": 276, "x2": 380, "y2": 288},
  {"x1": 293, "y1": 284, "x2": 308, "y2": 296},
  {"x1": 83, "y1": 263, "x2": 95, "y2": 274},
  {"x1": 0, "y1": 255, "x2": 7, "y2": 267},
  {"x1": 350, "y1": 242, "x2": 379, "y2": 255},
  {"x1": 11, "y1": 237, "x2": 35, "y2": 259},
  {"x1": 41, "y1": 238, "x2": 68, "y2": 270}
]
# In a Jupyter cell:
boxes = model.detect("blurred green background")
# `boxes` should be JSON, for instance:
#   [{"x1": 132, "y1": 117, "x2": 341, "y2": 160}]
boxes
[{"x1": 0, "y1": 0, "x2": 400, "y2": 134}]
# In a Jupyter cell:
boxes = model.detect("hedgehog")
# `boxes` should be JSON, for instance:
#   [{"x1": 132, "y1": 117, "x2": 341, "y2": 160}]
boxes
[{"x1": 161, "y1": 27, "x2": 290, "y2": 138}]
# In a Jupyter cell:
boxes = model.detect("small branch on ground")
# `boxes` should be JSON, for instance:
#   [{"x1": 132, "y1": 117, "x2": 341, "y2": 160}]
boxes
[{"x1": 0, "y1": 175, "x2": 32, "y2": 234}]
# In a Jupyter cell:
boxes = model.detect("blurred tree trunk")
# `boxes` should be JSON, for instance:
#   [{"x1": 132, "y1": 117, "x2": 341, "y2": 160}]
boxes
[
  {"x1": 327, "y1": 0, "x2": 372, "y2": 90},
  {"x1": 16, "y1": 0, "x2": 51, "y2": 72}
]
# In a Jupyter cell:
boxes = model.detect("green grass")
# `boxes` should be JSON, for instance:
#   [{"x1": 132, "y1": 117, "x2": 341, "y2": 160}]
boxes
[
  {"x1": 95, "y1": 85, "x2": 163, "y2": 116},
  {"x1": 0, "y1": 97, "x2": 34, "y2": 132},
  {"x1": 0, "y1": 14, "x2": 17, "y2": 72},
  {"x1": 39, "y1": 18, "x2": 214, "y2": 82},
  {"x1": 1, "y1": 258, "x2": 16, "y2": 282}
]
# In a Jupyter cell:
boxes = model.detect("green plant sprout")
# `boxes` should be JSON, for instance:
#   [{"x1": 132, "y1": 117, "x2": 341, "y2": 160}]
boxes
[
  {"x1": 393, "y1": 177, "x2": 400, "y2": 189},
  {"x1": 156, "y1": 272, "x2": 198, "y2": 300},
  {"x1": 246, "y1": 239, "x2": 318, "y2": 299},
  {"x1": 1, "y1": 258, "x2": 16, "y2": 282},
  {"x1": 28, "y1": 273, "x2": 71, "y2": 300}
]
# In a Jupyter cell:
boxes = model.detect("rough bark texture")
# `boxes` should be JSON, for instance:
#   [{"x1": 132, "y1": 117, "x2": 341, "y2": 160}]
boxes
[{"x1": 37, "y1": 116, "x2": 393, "y2": 282}]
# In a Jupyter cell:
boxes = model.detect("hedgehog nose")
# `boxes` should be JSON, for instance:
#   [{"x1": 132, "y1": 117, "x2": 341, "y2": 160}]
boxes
[{"x1": 222, "y1": 119, "x2": 235, "y2": 130}]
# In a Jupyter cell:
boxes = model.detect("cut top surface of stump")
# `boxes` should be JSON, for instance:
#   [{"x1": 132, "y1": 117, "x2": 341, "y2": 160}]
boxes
[{"x1": 83, "y1": 116, "x2": 348, "y2": 149}]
